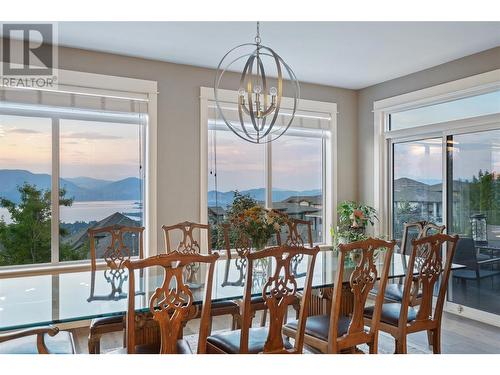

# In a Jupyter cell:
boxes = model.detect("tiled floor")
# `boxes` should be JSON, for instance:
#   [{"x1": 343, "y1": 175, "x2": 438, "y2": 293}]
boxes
[{"x1": 72, "y1": 310, "x2": 500, "y2": 354}]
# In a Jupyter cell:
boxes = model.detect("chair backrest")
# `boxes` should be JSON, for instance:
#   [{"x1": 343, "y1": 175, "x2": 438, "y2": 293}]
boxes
[
  {"x1": 423, "y1": 222, "x2": 446, "y2": 236},
  {"x1": 399, "y1": 233, "x2": 458, "y2": 327},
  {"x1": 88, "y1": 224, "x2": 145, "y2": 271},
  {"x1": 162, "y1": 221, "x2": 212, "y2": 254},
  {"x1": 330, "y1": 238, "x2": 395, "y2": 351},
  {"x1": 452, "y1": 237, "x2": 478, "y2": 270},
  {"x1": 400, "y1": 221, "x2": 445, "y2": 255},
  {"x1": 400, "y1": 222, "x2": 425, "y2": 255},
  {"x1": 124, "y1": 251, "x2": 219, "y2": 354},
  {"x1": 239, "y1": 245, "x2": 319, "y2": 353},
  {"x1": 277, "y1": 217, "x2": 314, "y2": 248},
  {"x1": 221, "y1": 223, "x2": 253, "y2": 260}
]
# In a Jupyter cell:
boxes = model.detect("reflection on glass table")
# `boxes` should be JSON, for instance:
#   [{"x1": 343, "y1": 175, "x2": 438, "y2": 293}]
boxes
[
  {"x1": 0, "y1": 251, "x2": 465, "y2": 332},
  {"x1": 87, "y1": 268, "x2": 146, "y2": 302}
]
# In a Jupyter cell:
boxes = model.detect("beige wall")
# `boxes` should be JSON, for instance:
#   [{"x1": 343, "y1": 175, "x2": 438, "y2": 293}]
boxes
[
  {"x1": 357, "y1": 46, "x2": 500, "y2": 206},
  {"x1": 52, "y1": 46, "x2": 358, "y2": 248}
]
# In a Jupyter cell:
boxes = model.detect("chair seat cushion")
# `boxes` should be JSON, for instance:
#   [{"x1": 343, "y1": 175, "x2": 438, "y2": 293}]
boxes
[
  {"x1": 207, "y1": 327, "x2": 293, "y2": 354},
  {"x1": 109, "y1": 339, "x2": 192, "y2": 354},
  {"x1": 284, "y1": 314, "x2": 351, "y2": 341},
  {"x1": 0, "y1": 331, "x2": 75, "y2": 354},
  {"x1": 384, "y1": 284, "x2": 422, "y2": 301},
  {"x1": 212, "y1": 300, "x2": 239, "y2": 309},
  {"x1": 372, "y1": 283, "x2": 422, "y2": 302},
  {"x1": 90, "y1": 315, "x2": 124, "y2": 328},
  {"x1": 250, "y1": 295, "x2": 265, "y2": 304},
  {"x1": 364, "y1": 303, "x2": 417, "y2": 326}
]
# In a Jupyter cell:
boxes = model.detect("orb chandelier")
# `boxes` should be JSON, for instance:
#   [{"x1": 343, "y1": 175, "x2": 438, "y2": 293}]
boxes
[{"x1": 214, "y1": 22, "x2": 300, "y2": 144}]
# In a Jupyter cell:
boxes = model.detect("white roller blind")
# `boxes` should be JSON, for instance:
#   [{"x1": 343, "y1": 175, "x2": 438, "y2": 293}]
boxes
[
  {"x1": 0, "y1": 85, "x2": 148, "y2": 124},
  {"x1": 207, "y1": 100, "x2": 331, "y2": 137}
]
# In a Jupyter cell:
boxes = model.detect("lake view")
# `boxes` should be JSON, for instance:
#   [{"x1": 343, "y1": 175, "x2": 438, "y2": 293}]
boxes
[{"x1": 0, "y1": 200, "x2": 142, "y2": 225}]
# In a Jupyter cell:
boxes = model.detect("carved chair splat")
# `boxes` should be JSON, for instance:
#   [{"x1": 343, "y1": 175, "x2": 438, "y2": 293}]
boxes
[
  {"x1": 121, "y1": 251, "x2": 219, "y2": 354},
  {"x1": 87, "y1": 224, "x2": 145, "y2": 354},
  {"x1": 89, "y1": 224, "x2": 145, "y2": 272},
  {"x1": 163, "y1": 221, "x2": 240, "y2": 333},
  {"x1": 162, "y1": 221, "x2": 212, "y2": 255},
  {"x1": 206, "y1": 245, "x2": 320, "y2": 354},
  {"x1": 283, "y1": 238, "x2": 395, "y2": 354}
]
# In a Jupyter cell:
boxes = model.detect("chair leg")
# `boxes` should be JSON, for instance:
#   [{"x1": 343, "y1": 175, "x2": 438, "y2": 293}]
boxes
[
  {"x1": 88, "y1": 333, "x2": 101, "y2": 354},
  {"x1": 427, "y1": 329, "x2": 433, "y2": 347},
  {"x1": 394, "y1": 336, "x2": 407, "y2": 354},
  {"x1": 207, "y1": 318, "x2": 213, "y2": 336},
  {"x1": 369, "y1": 336, "x2": 378, "y2": 354},
  {"x1": 231, "y1": 312, "x2": 242, "y2": 330},
  {"x1": 432, "y1": 328, "x2": 441, "y2": 354},
  {"x1": 293, "y1": 299, "x2": 301, "y2": 320},
  {"x1": 259, "y1": 308, "x2": 267, "y2": 327}
]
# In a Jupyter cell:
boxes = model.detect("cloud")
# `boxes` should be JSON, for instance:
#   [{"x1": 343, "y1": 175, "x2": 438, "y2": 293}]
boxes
[
  {"x1": 8, "y1": 128, "x2": 41, "y2": 134},
  {"x1": 62, "y1": 132, "x2": 123, "y2": 140}
]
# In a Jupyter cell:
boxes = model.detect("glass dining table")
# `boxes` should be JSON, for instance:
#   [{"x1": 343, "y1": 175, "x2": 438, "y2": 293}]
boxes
[{"x1": 0, "y1": 250, "x2": 465, "y2": 332}]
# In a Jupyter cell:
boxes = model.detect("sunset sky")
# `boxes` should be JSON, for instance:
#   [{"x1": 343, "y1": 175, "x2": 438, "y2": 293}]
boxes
[
  {"x1": 1, "y1": 113, "x2": 498, "y2": 190},
  {"x1": 0, "y1": 114, "x2": 142, "y2": 181},
  {"x1": 208, "y1": 129, "x2": 323, "y2": 192}
]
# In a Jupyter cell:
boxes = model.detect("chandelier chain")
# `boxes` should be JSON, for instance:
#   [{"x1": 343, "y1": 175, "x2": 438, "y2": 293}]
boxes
[{"x1": 255, "y1": 21, "x2": 261, "y2": 45}]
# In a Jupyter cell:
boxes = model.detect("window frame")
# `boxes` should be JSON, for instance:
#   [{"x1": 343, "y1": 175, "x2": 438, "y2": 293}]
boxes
[
  {"x1": 0, "y1": 67, "x2": 158, "y2": 275},
  {"x1": 373, "y1": 68, "x2": 500, "y2": 327},
  {"x1": 200, "y1": 86, "x2": 337, "y2": 246}
]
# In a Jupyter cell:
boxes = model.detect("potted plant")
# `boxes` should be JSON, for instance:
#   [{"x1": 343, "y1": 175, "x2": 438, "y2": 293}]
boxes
[{"x1": 331, "y1": 201, "x2": 378, "y2": 247}]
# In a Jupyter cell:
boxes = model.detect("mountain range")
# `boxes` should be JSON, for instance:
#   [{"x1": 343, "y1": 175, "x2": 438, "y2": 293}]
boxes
[
  {"x1": 0, "y1": 169, "x2": 141, "y2": 203},
  {"x1": 208, "y1": 188, "x2": 321, "y2": 208}
]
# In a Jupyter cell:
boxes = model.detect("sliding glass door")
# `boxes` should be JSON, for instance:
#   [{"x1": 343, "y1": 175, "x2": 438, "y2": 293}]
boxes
[
  {"x1": 447, "y1": 129, "x2": 500, "y2": 316},
  {"x1": 386, "y1": 88, "x2": 500, "y2": 322}
]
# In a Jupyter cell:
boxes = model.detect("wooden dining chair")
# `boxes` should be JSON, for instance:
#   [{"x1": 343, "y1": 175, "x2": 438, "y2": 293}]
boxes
[
  {"x1": 87, "y1": 224, "x2": 145, "y2": 354},
  {"x1": 363, "y1": 233, "x2": 459, "y2": 354},
  {"x1": 380, "y1": 221, "x2": 445, "y2": 304},
  {"x1": 222, "y1": 217, "x2": 314, "y2": 328},
  {"x1": 0, "y1": 326, "x2": 75, "y2": 354},
  {"x1": 277, "y1": 217, "x2": 314, "y2": 321},
  {"x1": 162, "y1": 221, "x2": 241, "y2": 333},
  {"x1": 109, "y1": 251, "x2": 219, "y2": 354},
  {"x1": 283, "y1": 238, "x2": 395, "y2": 353},
  {"x1": 206, "y1": 244, "x2": 320, "y2": 354},
  {"x1": 276, "y1": 216, "x2": 314, "y2": 248},
  {"x1": 221, "y1": 223, "x2": 268, "y2": 328}
]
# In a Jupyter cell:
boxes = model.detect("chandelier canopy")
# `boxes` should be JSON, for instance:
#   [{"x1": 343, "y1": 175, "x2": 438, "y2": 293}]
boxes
[{"x1": 214, "y1": 22, "x2": 300, "y2": 144}]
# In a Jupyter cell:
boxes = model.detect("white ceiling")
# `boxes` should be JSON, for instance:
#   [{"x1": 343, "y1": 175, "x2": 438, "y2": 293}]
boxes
[{"x1": 52, "y1": 22, "x2": 500, "y2": 89}]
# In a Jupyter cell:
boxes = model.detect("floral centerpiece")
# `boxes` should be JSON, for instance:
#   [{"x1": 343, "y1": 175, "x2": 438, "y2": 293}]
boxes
[
  {"x1": 232, "y1": 206, "x2": 288, "y2": 250},
  {"x1": 220, "y1": 192, "x2": 289, "y2": 251}
]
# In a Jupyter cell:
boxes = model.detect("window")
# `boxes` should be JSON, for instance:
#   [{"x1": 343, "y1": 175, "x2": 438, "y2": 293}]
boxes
[
  {"x1": 272, "y1": 131, "x2": 324, "y2": 243},
  {"x1": 59, "y1": 118, "x2": 144, "y2": 262},
  {"x1": 202, "y1": 89, "x2": 335, "y2": 247},
  {"x1": 0, "y1": 92, "x2": 148, "y2": 268},
  {"x1": 375, "y1": 72, "x2": 500, "y2": 321},
  {"x1": 392, "y1": 138, "x2": 443, "y2": 240},
  {"x1": 0, "y1": 115, "x2": 52, "y2": 266},
  {"x1": 389, "y1": 90, "x2": 500, "y2": 130},
  {"x1": 448, "y1": 130, "x2": 500, "y2": 238},
  {"x1": 207, "y1": 121, "x2": 266, "y2": 210}
]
